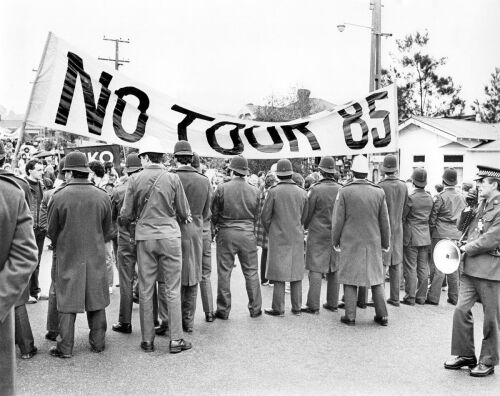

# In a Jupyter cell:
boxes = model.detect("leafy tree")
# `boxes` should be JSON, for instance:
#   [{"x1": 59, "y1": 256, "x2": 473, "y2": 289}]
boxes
[
  {"x1": 473, "y1": 67, "x2": 500, "y2": 123},
  {"x1": 382, "y1": 31, "x2": 465, "y2": 121}
]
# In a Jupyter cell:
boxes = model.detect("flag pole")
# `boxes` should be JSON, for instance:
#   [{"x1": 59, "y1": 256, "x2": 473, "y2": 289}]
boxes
[{"x1": 12, "y1": 31, "x2": 53, "y2": 169}]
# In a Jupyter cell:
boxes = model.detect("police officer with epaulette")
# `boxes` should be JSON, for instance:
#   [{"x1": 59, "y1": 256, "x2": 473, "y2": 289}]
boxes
[
  {"x1": 332, "y1": 155, "x2": 391, "y2": 326},
  {"x1": 261, "y1": 159, "x2": 308, "y2": 317},
  {"x1": 211, "y1": 155, "x2": 262, "y2": 320},
  {"x1": 112, "y1": 153, "x2": 143, "y2": 334},
  {"x1": 445, "y1": 165, "x2": 500, "y2": 377},
  {"x1": 301, "y1": 156, "x2": 342, "y2": 314},
  {"x1": 47, "y1": 151, "x2": 113, "y2": 358},
  {"x1": 378, "y1": 154, "x2": 408, "y2": 307},
  {"x1": 402, "y1": 168, "x2": 434, "y2": 305},
  {"x1": 0, "y1": 172, "x2": 38, "y2": 395}
]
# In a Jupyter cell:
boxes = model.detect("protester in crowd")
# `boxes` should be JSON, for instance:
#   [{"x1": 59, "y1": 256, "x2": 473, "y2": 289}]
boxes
[
  {"x1": 121, "y1": 137, "x2": 192, "y2": 354},
  {"x1": 255, "y1": 172, "x2": 278, "y2": 286},
  {"x1": 39, "y1": 158, "x2": 67, "y2": 342},
  {"x1": 25, "y1": 158, "x2": 45, "y2": 304},
  {"x1": 211, "y1": 155, "x2": 262, "y2": 320},
  {"x1": 89, "y1": 159, "x2": 116, "y2": 293},
  {"x1": 192, "y1": 153, "x2": 216, "y2": 322},
  {"x1": 0, "y1": 172, "x2": 38, "y2": 394},
  {"x1": 302, "y1": 156, "x2": 342, "y2": 314},
  {"x1": 163, "y1": 141, "x2": 212, "y2": 333},
  {"x1": 304, "y1": 174, "x2": 316, "y2": 190},
  {"x1": 426, "y1": 168, "x2": 465, "y2": 306},
  {"x1": 261, "y1": 159, "x2": 308, "y2": 317},
  {"x1": 402, "y1": 168, "x2": 434, "y2": 306},
  {"x1": 247, "y1": 173, "x2": 259, "y2": 187},
  {"x1": 291, "y1": 172, "x2": 305, "y2": 188},
  {"x1": 47, "y1": 151, "x2": 113, "y2": 358},
  {"x1": 378, "y1": 154, "x2": 408, "y2": 307},
  {"x1": 461, "y1": 181, "x2": 473, "y2": 198},
  {"x1": 42, "y1": 158, "x2": 56, "y2": 184},
  {"x1": 332, "y1": 155, "x2": 390, "y2": 326},
  {"x1": 445, "y1": 165, "x2": 500, "y2": 377},
  {"x1": 111, "y1": 153, "x2": 143, "y2": 335}
]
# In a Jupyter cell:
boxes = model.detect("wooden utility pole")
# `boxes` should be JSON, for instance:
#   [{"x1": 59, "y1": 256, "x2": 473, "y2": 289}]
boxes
[
  {"x1": 98, "y1": 37, "x2": 130, "y2": 70},
  {"x1": 369, "y1": 0, "x2": 382, "y2": 92}
]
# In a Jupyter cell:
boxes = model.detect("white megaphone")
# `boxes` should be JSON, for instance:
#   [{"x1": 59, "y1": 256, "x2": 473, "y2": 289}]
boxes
[{"x1": 433, "y1": 239, "x2": 461, "y2": 274}]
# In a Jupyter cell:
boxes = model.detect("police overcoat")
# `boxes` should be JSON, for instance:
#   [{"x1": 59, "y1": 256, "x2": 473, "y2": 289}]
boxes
[
  {"x1": 261, "y1": 180, "x2": 308, "y2": 282},
  {"x1": 331, "y1": 179, "x2": 391, "y2": 286},
  {"x1": 47, "y1": 179, "x2": 113, "y2": 313},
  {"x1": 0, "y1": 175, "x2": 38, "y2": 322},
  {"x1": 304, "y1": 179, "x2": 341, "y2": 273},
  {"x1": 175, "y1": 166, "x2": 212, "y2": 286},
  {"x1": 378, "y1": 175, "x2": 408, "y2": 266}
]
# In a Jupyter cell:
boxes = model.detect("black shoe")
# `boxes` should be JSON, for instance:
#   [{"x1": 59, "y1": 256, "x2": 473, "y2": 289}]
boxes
[
  {"x1": 338, "y1": 302, "x2": 345, "y2": 309},
  {"x1": 214, "y1": 310, "x2": 229, "y2": 320},
  {"x1": 250, "y1": 310, "x2": 262, "y2": 318},
  {"x1": 264, "y1": 309, "x2": 284, "y2": 317},
  {"x1": 301, "y1": 307, "x2": 319, "y2": 315},
  {"x1": 415, "y1": 299, "x2": 426, "y2": 305},
  {"x1": 132, "y1": 294, "x2": 139, "y2": 304},
  {"x1": 444, "y1": 356, "x2": 477, "y2": 370},
  {"x1": 447, "y1": 298, "x2": 457, "y2": 306},
  {"x1": 183, "y1": 326, "x2": 193, "y2": 333},
  {"x1": 291, "y1": 309, "x2": 302, "y2": 316},
  {"x1": 205, "y1": 312, "x2": 215, "y2": 322},
  {"x1": 155, "y1": 322, "x2": 168, "y2": 336},
  {"x1": 425, "y1": 299, "x2": 439, "y2": 306},
  {"x1": 112, "y1": 322, "x2": 132, "y2": 334},
  {"x1": 90, "y1": 345, "x2": 105, "y2": 353},
  {"x1": 45, "y1": 331, "x2": 58, "y2": 341},
  {"x1": 322, "y1": 303, "x2": 338, "y2": 312},
  {"x1": 387, "y1": 299, "x2": 400, "y2": 307},
  {"x1": 340, "y1": 315, "x2": 355, "y2": 326},
  {"x1": 140, "y1": 341, "x2": 154, "y2": 353},
  {"x1": 20, "y1": 347, "x2": 38, "y2": 360},
  {"x1": 470, "y1": 363, "x2": 494, "y2": 377},
  {"x1": 374, "y1": 315, "x2": 388, "y2": 326},
  {"x1": 49, "y1": 346, "x2": 72, "y2": 359},
  {"x1": 400, "y1": 299, "x2": 415, "y2": 306},
  {"x1": 170, "y1": 339, "x2": 192, "y2": 354},
  {"x1": 357, "y1": 302, "x2": 367, "y2": 309}
]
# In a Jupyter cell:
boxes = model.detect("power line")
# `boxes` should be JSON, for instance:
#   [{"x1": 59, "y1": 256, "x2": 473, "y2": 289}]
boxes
[{"x1": 98, "y1": 36, "x2": 130, "y2": 70}]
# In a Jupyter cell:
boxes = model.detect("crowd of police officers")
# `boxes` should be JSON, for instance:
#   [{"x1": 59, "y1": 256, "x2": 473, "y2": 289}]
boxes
[{"x1": 1, "y1": 137, "x2": 500, "y2": 394}]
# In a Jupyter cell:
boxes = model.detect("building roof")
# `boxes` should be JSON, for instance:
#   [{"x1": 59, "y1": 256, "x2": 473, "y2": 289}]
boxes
[
  {"x1": 468, "y1": 138, "x2": 500, "y2": 152},
  {"x1": 400, "y1": 116, "x2": 500, "y2": 141}
]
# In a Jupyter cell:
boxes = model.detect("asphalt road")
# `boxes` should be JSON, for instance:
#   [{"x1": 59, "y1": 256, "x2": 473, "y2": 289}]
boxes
[{"x1": 15, "y1": 242, "x2": 499, "y2": 395}]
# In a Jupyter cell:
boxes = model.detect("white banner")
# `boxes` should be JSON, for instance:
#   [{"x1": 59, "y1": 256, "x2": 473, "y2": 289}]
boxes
[{"x1": 26, "y1": 32, "x2": 398, "y2": 158}]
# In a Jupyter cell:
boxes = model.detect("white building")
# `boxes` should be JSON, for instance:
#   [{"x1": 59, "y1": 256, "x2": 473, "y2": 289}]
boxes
[{"x1": 398, "y1": 116, "x2": 500, "y2": 190}]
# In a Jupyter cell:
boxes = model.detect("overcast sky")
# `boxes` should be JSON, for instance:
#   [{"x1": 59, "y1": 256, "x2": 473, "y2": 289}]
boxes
[{"x1": 1, "y1": 0, "x2": 499, "y2": 117}]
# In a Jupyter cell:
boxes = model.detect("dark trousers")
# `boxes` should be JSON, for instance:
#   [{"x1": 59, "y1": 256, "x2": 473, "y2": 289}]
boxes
[
  {"x1": 306, "y1": 270, "x2": 339, "y2": 310},
  {"x1": 427, "y1": 267, "x2": 459, "y2": 305},
  {"x1": 29, "y1": 229, "x2": 46, "y2": 297},
  {"x1": 117, "y1": 231, "x2": 137, "y2": 324},
  {"x1": 46, "y1": 251, "x2": 58, "y2": 334},
  {"x1": 272, "y1": 281, "x2": 302, "y2": 313},
  {"x1": 451, "y1": 274, "x2": 500, "y2": 366},
  {"x1": 0, "y1": 309, "x2": 15, "y2": 396},
  {"x1": 344, "y1": 284, "x2": 387, "y2": 320},
  {"x1": 386, "y1": 263, "x2": 402, "y2": 303},
  {"x1": 403, "y1": 245, "x2": 429, "y2": 303},
  {"x1": 57, "y1": 310, "x2": 107, "y2": 355},
  {"x1": 260, "y1": 247, "x2": 268, "y2": 284},
  {"x1": 199, "y1": 236, "x2": 214, "y2": 313},
  {"x1": 216, "y1": 228, "x2": 262, "y2": 316},
  {"x1": 14, "y1": 304, "x2": 35, "y2": 354},
  {"x1": 181, "y1": 285, "x2": 198, "y2": 329}
]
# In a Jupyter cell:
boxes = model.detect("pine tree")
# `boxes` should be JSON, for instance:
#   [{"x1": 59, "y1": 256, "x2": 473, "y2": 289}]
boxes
[{"x1": 473, "y1": 67, "x2": 500, "y2": 123}]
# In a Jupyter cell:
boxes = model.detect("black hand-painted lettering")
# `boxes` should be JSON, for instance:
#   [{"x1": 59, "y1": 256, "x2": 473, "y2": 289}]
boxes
[
  {"x1": 206, "y1": 121, "x2": 244, "y2": 155},
  {"x1": 113, "y1": 87, "x2": 150, "y2": 143},
  {"x1": 281, "y1": 122, "x2": 321, "y2": 152},
  {"x1": 244, "y1": 126, "x2": 284, "y2": 153},
  {"x1": 171, "y1": 105, "x2": 215, "y2": 141},
  {"x1": 339, "y1": 103, "x2": 369, "y2": 149},
  {"x1": 55, "y1": 52, "x2": 113, "y2": 136},
  {"x1": 366, "y1": 91, "x2": 391, "y2": 148}
]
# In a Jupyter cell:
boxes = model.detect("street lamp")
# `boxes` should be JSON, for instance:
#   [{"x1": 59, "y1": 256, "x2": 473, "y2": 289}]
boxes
[{"x1": 337, "y1": 0, "x2": 392, "y2": 91}]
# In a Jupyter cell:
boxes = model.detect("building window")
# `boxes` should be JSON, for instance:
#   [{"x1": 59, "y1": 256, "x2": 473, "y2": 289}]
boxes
[
  {"x1": 413, "y1": 155, "x2": 425, "y2": 162},
  {"x1": 444, "y1": 155, "x2": 463, "y2": 163}
]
